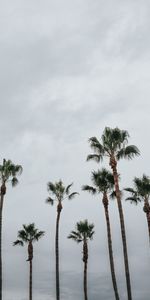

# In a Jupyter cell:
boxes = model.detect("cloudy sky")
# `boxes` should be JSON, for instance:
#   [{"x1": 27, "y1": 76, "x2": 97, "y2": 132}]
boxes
[{"x1": 0, "y1": 0, "x2": 150, "y2": 299}]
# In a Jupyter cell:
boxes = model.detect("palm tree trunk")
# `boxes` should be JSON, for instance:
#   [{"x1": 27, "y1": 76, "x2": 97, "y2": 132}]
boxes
[
  {"x1": 143, "y1": 198, "x2": 150, "y2": 238},
  {"x1": 55, "y1": 202, "x2": 62, "y2": 300},
  {"x1": 29, "y1": 260, "x2": 32, "y2": 300},
  {"x1": 110, "y1": 161, "x2": 132, "y2": 300},
  {"x1": 0, "y1": 195, "x2": 3, "y2": 300},
  {"x1": 83, "y1": 239, "x2": 88, "y2": 300},
  {"x1": 103, "y1": 193, "x2": 120, "y2": 300},
  {"x1": 0, "y1": 183, "x2": 5, "y2": 300}
]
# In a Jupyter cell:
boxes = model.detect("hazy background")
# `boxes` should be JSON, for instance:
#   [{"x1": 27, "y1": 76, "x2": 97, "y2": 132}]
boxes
[{"x1": 0, "y1": 0, "x2": 150, "y2": 299}]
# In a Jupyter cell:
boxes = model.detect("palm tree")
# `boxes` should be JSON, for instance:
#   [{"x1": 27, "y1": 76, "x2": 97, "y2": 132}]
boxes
[
  {"x1": 82, "y1": 168, "x2": 120, "y2": 300},
  {"x1": 46, "y1": 180, "x2": 78, "y2": 300},
  {"x1": 87, "y1": 127, "x2": 140, "y2": 300},
  {"x1": 13, "y1": 223, "x2": 44, "y2": 300},
  {"x1": 68, "y1": 220, "x2": 94, "y2": 300},
  {"x1": 125, "y1": 174, "x2": 150, "y2": 238},
  {"x1": 0, "y1": 159, "x2": 22, "y2": 300}
]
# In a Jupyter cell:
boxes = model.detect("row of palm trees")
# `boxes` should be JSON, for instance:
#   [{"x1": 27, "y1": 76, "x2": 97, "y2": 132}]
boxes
[{"x1": 0, "y1": 127, "x2": 150, "y2": 300}]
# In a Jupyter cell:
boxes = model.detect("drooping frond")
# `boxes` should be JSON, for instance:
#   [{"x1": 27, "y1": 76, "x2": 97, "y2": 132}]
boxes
[
  {"x1": 13, "y1": 239, "x2": 24, "y2": 246},
  {"x1": 117, "y1": 145, "x2": 140, "y2": 161},
  {"x1": 33, "y1": 230, "x2": 45, "y2": 241},
  {"x1": 68, "y1": 192, "x2": 79, "y2": 200},
  {"x1": 68, "y1": 230, "x2": 83, "y2": 243},
  {"x1": 46, "y1": 197, "x2": 55, "y2": 205},
  {"x1": 86, "y1": 154, "x2": 102, "y2": 162},
  {"x1": 88, "y1": 137, "x2": 104, "y2": 153},
  {"x1": 11, "y1": 177, "x2": 19, "y2": 187},
  {"x1": 65, "y1": 183, "x2": 73, "y2": 195},
  {"x1": 82, "y1": 185, "x2": 97, "y2": 194},
  {"x1": 125, "y1": 197, "x2": 141, "y2": 205}
]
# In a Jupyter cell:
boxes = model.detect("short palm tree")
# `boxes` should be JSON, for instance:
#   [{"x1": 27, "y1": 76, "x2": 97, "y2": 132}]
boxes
[
  {"x1": 46, "y1": 180, "x2": 78, "y2": 300},
  {"x1": 87, "y1": 127, "x2": 140, "y2": 300},
  {"x1": 13, "y1": 223, "x2": 44, "y2": 300},
  {"x1": 0, "y1": 159, "x2": 22, "y2": 300},
  {"x1": 82, "y1": 168, "x2": 120, "y2": 300},
  {"x1": 68, "y1": 220, "x2": 94, "y2": 300},
  {"x1": 125, "y1": 174, "x2": 150, "y2": 238}
]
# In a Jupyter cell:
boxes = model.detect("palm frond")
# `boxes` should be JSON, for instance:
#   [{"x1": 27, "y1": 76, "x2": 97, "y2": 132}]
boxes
[
  {"x1": 46, "y1": 197, "x2": 54, "y2": 205},
  {"x1": 68, "y1": 192, "x2": 79, "y2": 200},
  {"x1": 124, "y1": 187, "x2": 136, "y2": 194},
  {"x1": 13, "y1": 239, "x2": 24, "y2": 246},
  {"x1": 47, "y1": 182, "x2": 56, "y2": 193},
  {"x1": 82, "y1": 185, "x2": 96, "y2": 194},
  {"x1": 86, "y1": 154, "x2": 102, "y2": 162},
  {"x1": 65, "y1": 183, "x2": 73, "y2": 195},
  {"x1": 11, "y1": 177, "x2": 19, "y2": 187},
  {"x1": 125, "y1": 197, "x2": 141, "y2": 205},
  {"x1": 117, "y1": 145, "x2": 140, "y2": 160},
  {"x1": 33, "y1": 231, "x2": 45, "y2": 241}
]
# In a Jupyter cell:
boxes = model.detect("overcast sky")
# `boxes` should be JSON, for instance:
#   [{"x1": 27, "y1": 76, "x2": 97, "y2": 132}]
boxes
[{"x1": 0, "y1": 0, "x2": 150, "y2": 299}]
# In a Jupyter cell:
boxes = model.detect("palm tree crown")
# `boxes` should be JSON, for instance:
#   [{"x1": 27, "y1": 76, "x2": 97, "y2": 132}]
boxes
[
  {"x1": 0, "y1": 159, "x2": 23, "y2": 188},
  {"x1": 13, "y1": 223, "x2": 45, "y2": 246},
  {"x1": 125, "y1": 174, "x2": 150, "y2": 204},
  {"x1": 87, "y1": 127, "x2": 140, "y2": 163},
  {"x1": 68, "y1": 220, "x2": 94, "y2": 243},
  {"x1": 82, "y1": 168, "x2": 114, "y2": 196},
  {"x1": 46, "y1": 180, "x2": 78, "y2": 205}
]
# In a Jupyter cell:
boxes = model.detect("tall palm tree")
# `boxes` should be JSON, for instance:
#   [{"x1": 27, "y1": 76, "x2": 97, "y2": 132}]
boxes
[
  {"x1": 82, "y1": 168, "x2": 120, "y2": 300},
  {"x1": 13, "y1": 223, "x2": 44, "y2": 300},
  {"x1": 87, "y1": 127, "x2": 140, "y2": 300},
  {"x1": 0, "y1": 159, "x2": 22, "y2": 300},
  {"x1": 125, "y1": 174, "x2": 150, "y2": 238},
  {"x1": 46, "y1": 180, "x2": 78, "y2": 300},
  {"x1": 68, "y1": 220, "x2": 94, "y2": 300}
]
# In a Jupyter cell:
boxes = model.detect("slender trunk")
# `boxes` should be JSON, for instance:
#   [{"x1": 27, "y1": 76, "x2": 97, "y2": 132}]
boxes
[
  {"x1": 83, "y1": 239, "x2": 88, "y2": 300},
  {"x1": 143, "y1": 198, "x2": 150, "y2": 239},
  {"x1": 110, "y1": 159, "x2": 132, "y2": 300},
  {"x1": 0, "y1": 196, "x2": 3, "y2": 300},
  {"x1": 55, "y1": 202, "x2": 62, "y2": 300},
  {"x1": 29, "y1": 260, "x2": 32, "y2": 300},
  {"x1": 28, "y1": 241, "x2": 33, "y2": 300},
  {"x1": 103, "y1": 193, "x2": 120, "y2": 300},
  {"x1": 0, "y1": 183, "x2": 6, "y2": 300}
]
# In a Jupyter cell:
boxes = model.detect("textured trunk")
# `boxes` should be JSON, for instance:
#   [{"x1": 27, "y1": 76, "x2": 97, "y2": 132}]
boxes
[
  {"x1": 0, "y1": 197, "x2": 3, "y2": 300},
  {"x1": 83, "y1": 239, "x2": 88, "y2": 300},
  {"x1": 28, "y1": 241, "x2": 33, "y2": 300},
  {"x1": 103, "y1": 193, "x2": 120, "y2": 300},
  {"x1": 0, "y1": 183, "x2": 6, "y2": 300},
  {"x1": 110, "y1": 159, "x2": 132, "y2": 300},
  {"x1": 143, "y1": 198, "x2": 150, "y2": 239},
  {"x1": 29, "y1": 260, "x2": 32, "y2": 300},
  {"x1": 55, "y1": 202, "x2": 62, "y2": 300}
]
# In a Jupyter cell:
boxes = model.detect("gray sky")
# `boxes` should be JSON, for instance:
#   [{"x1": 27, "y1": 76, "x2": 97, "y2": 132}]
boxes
[{"x1": 0, "y1": 0, "x2": 150, "y2": 299}]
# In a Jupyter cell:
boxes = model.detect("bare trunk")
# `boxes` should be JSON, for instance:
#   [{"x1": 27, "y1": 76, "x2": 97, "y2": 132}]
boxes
[
  {"x1": 29, "y1": 260, "x2": 32, "y2": 300},
  {"x1": 103, "y1": 193, "x2": 120, "y2": 300},
  {"x1": 110, "y1": 159, "x2": 132, "y2": 300},
  {"x1": 83, "y1": 239, "x2": 88, "y2": 300},
  {"x1": 143, "y1": 198, "x2": 150, "y2": 239},
  {"x1": 0, "y1": 183, "x2": 6, "y2": 300},
  {"x1": 0, "y1": 196, "x2": 3, "y2": 300},
  {"x1": 28, "y1": 241, "x2": 33, "y2": 300},
  {"x1": 55, "y1": 202, "x2": 62, "y2": 300}
]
